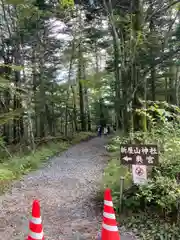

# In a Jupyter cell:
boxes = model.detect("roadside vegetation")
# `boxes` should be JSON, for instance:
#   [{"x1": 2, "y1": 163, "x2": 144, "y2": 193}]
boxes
[
  {"x1": 103, "y1": 105, "x2": 180, "y2": 239},
  {"x1": 0, "y1": 131, "x2": 96, "y2": 194}
]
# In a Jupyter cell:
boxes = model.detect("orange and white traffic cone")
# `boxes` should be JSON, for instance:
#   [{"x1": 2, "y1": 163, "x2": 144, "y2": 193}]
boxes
[
  {"x1": 101, "y1": 188, "x2": 120, "y2": 240},
  {"x1": 27, "y1": 200, "x2": 44, "y2": 240}
]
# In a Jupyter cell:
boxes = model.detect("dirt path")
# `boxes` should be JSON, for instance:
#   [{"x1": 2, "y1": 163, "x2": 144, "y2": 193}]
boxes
[{"x1": 0, "y1": 137, "x2": 135, "y2": 240}]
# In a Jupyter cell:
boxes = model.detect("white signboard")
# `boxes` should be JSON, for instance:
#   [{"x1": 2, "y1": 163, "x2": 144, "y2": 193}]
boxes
[{"x1": 132, "y1": 165, "x2": 147, "y2": 185}]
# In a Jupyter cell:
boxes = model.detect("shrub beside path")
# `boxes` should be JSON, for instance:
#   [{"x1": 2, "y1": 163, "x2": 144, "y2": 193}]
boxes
[{"x1": 0, "y1": 137, "x2": 136, "y2": 240}]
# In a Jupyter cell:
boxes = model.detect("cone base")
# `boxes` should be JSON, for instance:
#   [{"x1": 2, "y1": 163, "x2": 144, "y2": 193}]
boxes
[
  {"x1": 27, "y1": 237, "x2": 44, "y2": 240},
  {"x1": 102, "y1": 229, "x2": 120, "y2": 240}
]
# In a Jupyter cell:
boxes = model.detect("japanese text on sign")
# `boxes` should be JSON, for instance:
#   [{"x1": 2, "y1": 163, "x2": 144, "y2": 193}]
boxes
[{"x1": 120, "y1": 144, "x2": 158, "y2": 165}]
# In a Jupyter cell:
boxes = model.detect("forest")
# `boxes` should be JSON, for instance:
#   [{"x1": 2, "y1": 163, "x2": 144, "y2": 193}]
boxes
[{"x1": 0, "y1": 0, "x2": 180, "y2": 239}]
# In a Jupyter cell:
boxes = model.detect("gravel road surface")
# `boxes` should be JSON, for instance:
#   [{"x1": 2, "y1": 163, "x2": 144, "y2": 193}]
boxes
[{"x1": 0, "y1": 137, "x2": 136, "y2": 240}]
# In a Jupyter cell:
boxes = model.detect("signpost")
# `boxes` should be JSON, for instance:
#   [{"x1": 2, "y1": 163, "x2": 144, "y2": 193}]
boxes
[
  {"x1": 119, "y1": 144, "x2": 159, "y2": 214},
  {"x1": 120, "y1": 144, "x2": 159, "y2": 185},
  {"x1": 120, "y1": 144, "x2": 158, "y2": 166}
]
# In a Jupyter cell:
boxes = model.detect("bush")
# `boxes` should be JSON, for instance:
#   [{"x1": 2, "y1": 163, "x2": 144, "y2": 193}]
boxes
[
  {"x1": 122, "y1": 213, "x2": 180, "y2": 240},
  {"x1": 71, "y1": 131, "x2": 96, "y2": 143},
  {"x1": 103, "y1": 124, "x2": 180, "y2": 238}
]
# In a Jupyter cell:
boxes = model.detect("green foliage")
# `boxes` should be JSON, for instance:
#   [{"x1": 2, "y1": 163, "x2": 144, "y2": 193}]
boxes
[
  {"x1": 136, "y1": 176, "x2": 180, "y2": 212},
  {"x1": 60, "y1": 0, "x2": 74, "y2": 8},
  {"x1": 5, "y1": 0, "x2": 26, "y2": 4},
  {"x1": 135, "y1": 100, "x2": 180, "y2": 129},
  {"x1": 102, "y1": 158, "x2": 132, "y2": 211},
  {"x1": 0, "y1": 64, "x2": 23, "y2": 71},
  {"x1": 102, "y1": 105, "x2": 180, "y2": 238},
  {"x1": 122, "y1": 127, "x2": 180, "y2": 215},
  {"x1": 123, "y1": 214, "x2": 180, "y2": 240}
]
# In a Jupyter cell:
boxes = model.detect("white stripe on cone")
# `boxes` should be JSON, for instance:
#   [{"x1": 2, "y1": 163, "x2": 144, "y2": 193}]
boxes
[
  {"x1": 103, "y1": 212, "x2": 116, "y2": 219},
  {"x1": 104, "y1": 200, "x2": 113, "y2": 206},
  {"x1": 103, "y1": 197, "x2": 118, "y2": 233},
  {"x1": 31, "y1": 216, "x2": 42, "y2": 224},
  {"x1": 29, "y1": 230, "x2": 44, "y2": 239},
  {"x1": 102, "y1": 223, "x2": 118, "y2": 232}
]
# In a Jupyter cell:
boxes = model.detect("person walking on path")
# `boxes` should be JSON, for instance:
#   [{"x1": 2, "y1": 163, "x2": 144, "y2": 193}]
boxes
[
  {"x1": 107, "y1": 125, "x2": 110, "y2": 134},
  {"x1": 98, "y1": 125, "x2": 102, "y2": 137},
  {"x1": 104, "y1": 126, "x2": 108, "y2": 136}
]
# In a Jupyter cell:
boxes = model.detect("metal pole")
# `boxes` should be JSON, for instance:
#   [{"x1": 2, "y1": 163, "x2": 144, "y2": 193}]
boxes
[
  {"x1": 74, "y1": 231, "x2": 80, "y2": 240},
  {"x1": 119, "y1": 176, "x2": 125, "y2": 214}
]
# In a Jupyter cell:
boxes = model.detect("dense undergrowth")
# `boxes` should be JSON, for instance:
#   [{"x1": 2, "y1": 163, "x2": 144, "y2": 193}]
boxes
[
  {"x1": 0, "y1": 131, "x2": 96, "y2": 194},
  {"x1": 103, "y1": 123, "x2": 180, "y2": 239}
]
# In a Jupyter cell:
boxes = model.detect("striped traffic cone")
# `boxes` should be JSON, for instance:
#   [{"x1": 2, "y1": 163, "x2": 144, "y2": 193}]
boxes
[
  {"x1": 27, "y1": 200, "x2": 44, "y2": 240},
  {"x1": 101, "y1": 188, "x2": 120, "y2": 240}
]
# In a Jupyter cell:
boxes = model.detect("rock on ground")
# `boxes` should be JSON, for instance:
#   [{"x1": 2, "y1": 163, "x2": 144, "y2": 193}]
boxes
[{"x1": 0, "y1": 137, "x2": 136, "y2": 240}]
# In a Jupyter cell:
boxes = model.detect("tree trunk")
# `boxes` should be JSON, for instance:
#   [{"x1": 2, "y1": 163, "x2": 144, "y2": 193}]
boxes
[
  {"x1": 78, "y1": 46, "x2": 86, "y2": 131},
  {"x1": 13, "y1": 43, "x2": 23, "y2": 144}
]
